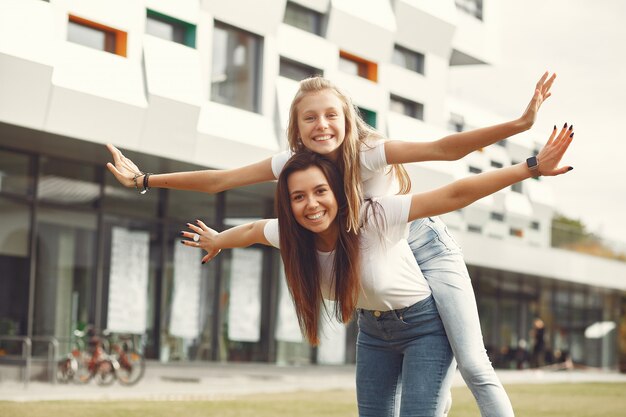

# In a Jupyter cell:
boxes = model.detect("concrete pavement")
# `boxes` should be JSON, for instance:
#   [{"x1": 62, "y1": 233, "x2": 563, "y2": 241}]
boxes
[{"x1": 1, "y1": 362, "x2": 625, "y2": 402}]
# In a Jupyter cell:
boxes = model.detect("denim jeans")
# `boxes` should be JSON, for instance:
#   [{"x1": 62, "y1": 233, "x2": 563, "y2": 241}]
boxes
[
  {"x1": 356, "y1": 295, "x2": 457, "y2": 417},
  {"x1": 409, "y1": 217, "x2": 514, "y2": 417}
]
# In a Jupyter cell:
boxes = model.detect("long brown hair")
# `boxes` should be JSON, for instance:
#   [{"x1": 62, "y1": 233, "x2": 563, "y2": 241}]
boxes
[
  {"x1": 275, "y1": 152, "x2": 361, "y2": 345},
  {"x1": 286, "y1": 77, "x2": 411, "y2": 233}
]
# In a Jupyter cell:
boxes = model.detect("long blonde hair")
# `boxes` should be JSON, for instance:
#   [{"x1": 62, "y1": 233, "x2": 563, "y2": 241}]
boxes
[{"x1": 286, "y1": 77, "x2": 410, "y2": 232}]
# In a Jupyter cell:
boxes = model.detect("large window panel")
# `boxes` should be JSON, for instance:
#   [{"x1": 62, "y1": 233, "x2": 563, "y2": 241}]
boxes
[
  {"x1": 0, "y1": 148, "x2": 33, "y2": 196},
  {"x1": 283, "y1": 1, "x2": 323, "y2": 35},
  {"x1": 0, "y1": 198, "x2": 30, "y2": 338},
  {"x1": 39, "y1": 156, "x2": 99, "y2": 209},
  {"x1": 211, "y1": 22, "x2": 262, "y2": 113},
  {"x1": 33, "y1": 207, "x2": 97, "y2": 355}
]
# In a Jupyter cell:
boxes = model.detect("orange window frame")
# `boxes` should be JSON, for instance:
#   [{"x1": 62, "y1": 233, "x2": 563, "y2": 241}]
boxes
[
  {"x1": 339, "y1": 50, "x2": 378, "y2": 82},
  {"x1": 69, "y1": 14, "x2": 128, "y2": 57}
]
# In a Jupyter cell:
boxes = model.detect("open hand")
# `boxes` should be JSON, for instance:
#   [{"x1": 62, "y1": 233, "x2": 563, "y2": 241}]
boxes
[
  {"x1": 181, "y1": 219, "x2": 222, "y2": 264},
  {"x1": 520, "y1": 72, "x2": 556, "y2": 130},
  {"x1": 536, "y1": 123, "x2": 574, "y2": 176},
  {"x1": 106, "y1": 144, "x2": 143, "y2": 188}
]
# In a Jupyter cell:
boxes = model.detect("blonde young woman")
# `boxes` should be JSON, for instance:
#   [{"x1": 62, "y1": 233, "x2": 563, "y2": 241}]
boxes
[
  {"x1": 180, "y1": 126, "x2": 573, "y2": 417},
  {"x1": 107, "y1": 73, "x2": 556, "y2": 417}
]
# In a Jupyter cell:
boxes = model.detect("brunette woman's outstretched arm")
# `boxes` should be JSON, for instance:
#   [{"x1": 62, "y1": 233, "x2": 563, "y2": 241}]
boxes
[
  {"x1": 181, "y1": 219, "x2": 272, "y2": 264},
  {"x1": 106, "y1": 144, "x2": 276, "y2": 193},
  {"x1": 407, "y1": 123, "x2": 573, "y2": 221},
  {"x1": 384, "y1": 72, "x2": 556, "y2": 164}
]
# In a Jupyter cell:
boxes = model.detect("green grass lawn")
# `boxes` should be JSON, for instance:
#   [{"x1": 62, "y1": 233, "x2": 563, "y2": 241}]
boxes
[{"x1": 1, "y1": 383, "x2": 624, "y2": 417}]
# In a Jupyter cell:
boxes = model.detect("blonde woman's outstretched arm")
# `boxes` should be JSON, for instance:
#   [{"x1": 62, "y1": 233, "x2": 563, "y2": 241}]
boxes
[
  {"x1": 407, "y1": 123, "x2": 573, "y2": 221},
  {"x1": 385, "y1": 72, "x2": 556, "y2": 164}
]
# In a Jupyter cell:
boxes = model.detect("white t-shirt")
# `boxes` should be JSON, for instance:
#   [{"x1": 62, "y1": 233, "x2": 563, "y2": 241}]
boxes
[
  {"x1": 263, "y1": 194, "x2": 431, "y2": 311},
  {"x1": 270, "y1": 139, "x2": 399, "y2": 198}
]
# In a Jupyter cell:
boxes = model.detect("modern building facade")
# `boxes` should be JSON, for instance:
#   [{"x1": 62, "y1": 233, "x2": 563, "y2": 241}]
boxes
[{"x1": 0, "y1": 0, "x2": 624, "y2": 373}]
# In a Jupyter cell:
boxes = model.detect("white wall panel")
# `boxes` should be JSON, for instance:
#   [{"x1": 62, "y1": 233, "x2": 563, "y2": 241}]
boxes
[
  {"x1": 0, "y1": 0, "x2": 55, "y2": 65},
  {"x1": 145, "y1": 0, "x2": 199, "y2": 23},
  {"x1": 45, "y1": 86, "x2": 145, "y2": 147},
  {"x1": 0, "y1": 55, "x2": 53, "y2": 130},
  {"x1": 139, "y1": 96, "x2": 200, "y2": 163},
  {"x1": 196, "y1": 101, "x2": 279, "y2": 169},
  {"x1": 201, "y1": 0, "x2": 287, "y2": 36},
  {"x1": 326, "y1": 0, "x2": 395, "y2": 62},
  {"x1": 277, "y1": 24, "x2": 337, "y2": 73},
  {"x1": 393, "y1": 0, "x2": 456, "y2": 60},
  {"x1": 143, "y1": 36, "x2": 203, "y2": 105}
]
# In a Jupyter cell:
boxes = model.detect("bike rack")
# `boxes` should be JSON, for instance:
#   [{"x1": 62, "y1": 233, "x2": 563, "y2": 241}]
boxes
[
  {"x1": 0, "y1": 335, "x2": 32, "y2": 388},
  {"x1": 31, "y1": 336, "x2": 59, "y2": 385}
]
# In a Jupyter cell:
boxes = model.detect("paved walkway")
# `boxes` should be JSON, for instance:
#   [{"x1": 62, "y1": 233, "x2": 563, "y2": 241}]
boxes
[{"x1": 1, "y1": 362, "x2": 625, "y2": 402}]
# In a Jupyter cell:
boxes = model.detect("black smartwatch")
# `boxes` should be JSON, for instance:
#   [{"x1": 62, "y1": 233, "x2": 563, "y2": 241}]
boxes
[{"x1": 526, "y1": 156, "x2": 540, "y2": 177}]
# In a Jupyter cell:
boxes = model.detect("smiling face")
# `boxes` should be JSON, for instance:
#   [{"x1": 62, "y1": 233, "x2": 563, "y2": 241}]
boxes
[
  {"x1": 296, "y1": 90, "x2": 346, "y2": 162},
  {"x1": 287, "y1": 166, "x2": 339, "y2": 250}
]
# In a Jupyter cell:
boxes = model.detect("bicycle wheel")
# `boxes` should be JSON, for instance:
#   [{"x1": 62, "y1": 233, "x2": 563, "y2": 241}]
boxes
[
  {"x1": 73, "y1": 351, "x2": 93, "y2": 384},
  {"x1": 116, "y1": 350, "x2": 145, "y2": 386},
  {"x1": 56, "y1": 357, "x2": 76, "y2": 383},
  {"x1": 95, "y1": 359, "x2": 117, "y2": 386}
]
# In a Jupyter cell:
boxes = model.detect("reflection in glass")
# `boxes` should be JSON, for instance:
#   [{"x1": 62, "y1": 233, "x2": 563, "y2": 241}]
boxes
[
  {"x1": 39, "y1": 157, "x2": 99, "y2": 207},
  {"x1": 0, "y1": 198, "x2": 30, "y2": 338},
  {"x1": 0, "y1": 148, "x2": 32, "y2": 195},
  {"x1": 160, "y1": 226, "x2": 215, "y2": 362},
  {"x1": 211, "y1": 22, "x2": 261, "y2": 113},
  {"x1": 33, "y1": 207, "x2": 96, "y2": 355}
]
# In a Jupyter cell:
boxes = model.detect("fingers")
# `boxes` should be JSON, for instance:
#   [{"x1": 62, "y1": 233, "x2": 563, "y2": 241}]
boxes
[
  {"x1": 195, "y1": 219, "x2": 209, "y2": 231},
  {"x1": 545, "y1": 125, "x2": 558, "y2": 147},
  {"x1": 542, "y1": 73, "x2": 556, "y2": 93},
  {"x1": 186, "y1": 222, "x2": 202, "y2": 234},
  {"x1": 106, "y1": 143, "x2": 123, "y2": 164}
]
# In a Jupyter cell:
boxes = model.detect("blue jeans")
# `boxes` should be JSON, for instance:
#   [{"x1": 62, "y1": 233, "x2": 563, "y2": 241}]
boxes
[
  {"x1": 356, "y1": 295, "x2": 457, "y2": 417},
  {"x1": 409, "y1": 217, "x2": 514, "y2": 417}
]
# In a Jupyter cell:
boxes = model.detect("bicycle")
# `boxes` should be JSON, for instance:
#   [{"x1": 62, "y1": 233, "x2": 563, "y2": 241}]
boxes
[
  {"x1": 104, "y1": 331, "x2": 146, "y2": 386},
  {"x1": 57, "y1": 327, "x2": 117, "y2": 385}
]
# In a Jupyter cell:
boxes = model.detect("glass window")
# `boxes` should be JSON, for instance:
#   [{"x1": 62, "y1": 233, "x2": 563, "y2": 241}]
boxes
[
  {"x1": 511, "y1": 182, "x2": 523, "y2": 193},
  {"x1": 530, "y1": 221, "x2": 540, "y2": 230},
  {"x1": 0, "y1": 148, "x2": 33, "y2": 196},
  {"x1": 146, "y1": 16, "x2": 185, "y2": 44},
  {"x1": 283, "y1": 1, "x2": 322, "y2": 35},
  {"x1": 490, "y1": 212, "x2": 504, "y2": 222},
  {"x1": 211, "y1": 21, "x2": 262, "y2": 113},
  {"x1": 102, "y1": 215, "x2": 161, "y2": 359},
  {"x1": 389, "y1": 94, "x2": 424, "y2": 120},
  {"x1": 103, "y1": 168, "x2": 159, "y2": 219},
  {"x1": 0, "y1": 197, "x2": 30, "y2": 337},
  {"x1": 339, "y1": 51, "x2": 377, "y2": 81},
  {"x1": 279, "y1": 57, "x2": 322, "y2": 81},
  {"x1": 167, "y1": 189, "x2": 216, "y2": 225},
  {"x1": 146, "y1": 10, "x2": 195, "y2": 48},
  {"x1": 339, "y1": 56, "x2": 362, "y2": 76},
  {"x1": 469, "y1": 166, "x2": 482, "y2": 174},
  {"x1": 358, "y1": 107, "x2": 377, "y2": 128},
  {"x1": 160, "y1": 224, "x2": 216, "y2": 362},
  {"x1": 39, "y1": 156, "x2": 100, "y2": 209},
  {"x1": 490, "y1": 160, "x2": 504, "y2": 168},
  {"x1": 218, "y1": 191, "x2": 271, "y2": 362},
  {"x1": 455, "y1": 0, "x2": 484, "y2": 20},
  {"x1": 392, "y1": 45, "x2": 425, "y2": 74},
  {"x1": 67, "y1": 17, "x2": 122, "y2": 55},
  {"x1": 448, "y1": 113, "x2": 465, "y2": 132},
  {"x1": 33, "y1": 207, "x2": 97, "y2": 352},
  {"x1": 510, "y1": 227, "x2": 523, "y2": 237},
  {"x1": 468, "y1": 224, "x2": 482, "y2": 233}
]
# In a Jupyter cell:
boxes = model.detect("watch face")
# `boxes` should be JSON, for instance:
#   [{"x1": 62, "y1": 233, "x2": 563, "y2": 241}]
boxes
[{"x1": 527, "y1": 156, "x2": 538, "y2": 169}]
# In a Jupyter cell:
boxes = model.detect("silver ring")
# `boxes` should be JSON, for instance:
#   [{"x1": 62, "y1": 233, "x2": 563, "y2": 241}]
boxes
[{"x1": 193, "y1": 233, "x2": 200, "y2": 242}]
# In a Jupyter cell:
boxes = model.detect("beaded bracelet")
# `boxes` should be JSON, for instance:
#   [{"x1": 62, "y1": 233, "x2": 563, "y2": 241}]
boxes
[
  {"x1": 133, "y1": 171, "x2": 144, "y2": 193},
  {"x1": 141, "y1": 173, "x2": 152, "y2": 195}
]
